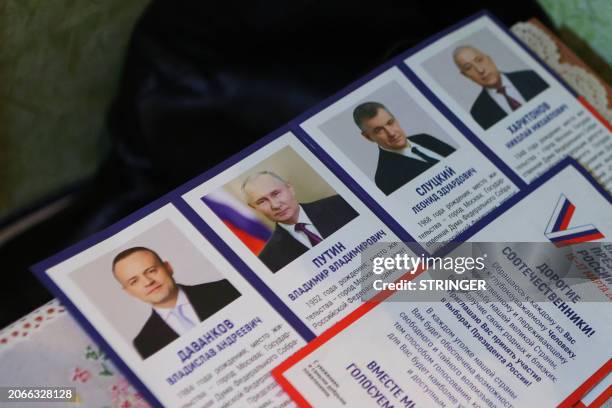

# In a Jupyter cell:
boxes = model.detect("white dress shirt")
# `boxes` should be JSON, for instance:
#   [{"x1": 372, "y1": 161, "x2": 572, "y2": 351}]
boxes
[
  {"x1": 154, "y1": 288, "x2": 199, "y2": 335},
  {"x1": 486, "y1": 73, "x2": 526, "y2": 114},
  {"x1": 279, "y1": 205, "x2": 323, "y2": 249}
]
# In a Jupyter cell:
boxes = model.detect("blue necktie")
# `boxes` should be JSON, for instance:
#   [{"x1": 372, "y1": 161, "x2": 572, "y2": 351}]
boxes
[{"x1": 173, "y1": 304, "x2": 195, "y2": 331}]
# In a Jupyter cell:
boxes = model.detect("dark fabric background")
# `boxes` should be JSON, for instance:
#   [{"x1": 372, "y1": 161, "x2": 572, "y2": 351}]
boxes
[{"x1": 1, "y1": 1, "x2": 550, "y2": 327}]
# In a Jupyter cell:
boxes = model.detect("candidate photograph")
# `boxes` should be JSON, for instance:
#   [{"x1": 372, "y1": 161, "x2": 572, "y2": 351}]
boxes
[
  {"x1": 422, "y1": 29, "x2": 549, "y2": 130},
  {"x1": 353, "y1": 101, "x2": 456, "y2": 195},
  {"x1": 318, "y1": 80, "x2": 458, "y2": 196},
  {"x1": 70, "y1": 220, "x2": 241, "y2": 360},
  {"x1": 204, "y1": 146, "x2": 359, "y2": 273}
]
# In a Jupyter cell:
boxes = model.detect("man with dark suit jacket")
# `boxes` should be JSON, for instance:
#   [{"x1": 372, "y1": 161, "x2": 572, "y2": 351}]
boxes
[
  {"x1": 112, "y1": 247, "x2": 240, "y2": 359},
  {"x1": 453, "y1": 45, "x2": 549, "y2": 130},
  {"x1": 242, "y1": 172, "x2": 358, "y2": 272},
  {"x1": 353, "y1": 102, "x2": 456, "y2": 195}
]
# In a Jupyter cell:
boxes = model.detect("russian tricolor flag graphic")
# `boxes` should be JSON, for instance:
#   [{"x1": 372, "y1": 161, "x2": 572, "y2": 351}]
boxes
[
  {"x1": 545, "y1": 194, "x2": 604, "y2": 247},
  {"x1": 203, "y1": 191, "x2": 272, "y2": 254}
]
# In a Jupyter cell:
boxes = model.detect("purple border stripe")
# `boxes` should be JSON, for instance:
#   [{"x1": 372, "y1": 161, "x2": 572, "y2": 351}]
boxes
[{"x1": 173, "y1": 199, "x2": 316, "y2": 342}]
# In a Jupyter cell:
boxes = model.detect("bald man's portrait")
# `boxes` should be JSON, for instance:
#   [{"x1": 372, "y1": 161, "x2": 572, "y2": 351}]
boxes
[
  {"x1": 112, "y1": 247, "x2": 241, "y2": 359},
  {"x1": 453, "y1": 45, "x2": 548, "y2": 130},
  {"x1": 242, "y1": 171, "x2": 358, "y2": 272}
]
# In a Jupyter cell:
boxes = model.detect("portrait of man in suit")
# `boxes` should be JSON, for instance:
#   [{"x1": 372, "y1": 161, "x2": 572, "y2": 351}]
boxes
[
  {"x1": 112, "y1": 246, "x2": 241, "y2": 359},
  {"x1": 353, "y1": 102, "x2": 456, "y2": 195},
  {"x1": 453, "y1": 45, "x2": 549, "y2": 130},
  {"x1": 242, "y1": 171, "x2": 358, "y2": 273}
]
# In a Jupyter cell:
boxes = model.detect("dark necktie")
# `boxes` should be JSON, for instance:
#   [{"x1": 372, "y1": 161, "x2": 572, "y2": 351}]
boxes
[
  {"x1": 411, "y1": 147, "x2": 439, "y2": 164},
  {"x1": 496, "y1": 86, "x2": 522, "y2": 111},
  {"x1": 295, "y1": 223, "x2": 323, "y2": 246}
]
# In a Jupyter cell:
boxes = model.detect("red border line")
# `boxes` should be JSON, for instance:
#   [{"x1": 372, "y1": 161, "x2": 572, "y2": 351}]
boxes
[
  {"x1": 272, "y1": 68, "x2": 611, "y2": 408},
  {"x1": 578, "y1": 96, "x2": 612, "y2": 132},
  {"x1": 587, "y1": 384, "x2": 611, "y2": 408},
  {"x1": 274, "y1": 274, "x2": 611, "y2": 408},
  {"x1": 271, "y1": 268, "x2": 425, "y2": 406},
  {"x1": 271, "y1": 299, "x2": 380, "y2": 407},
  {"x1": 558, "y1": 359, "x2": 611, "y2": 408}
]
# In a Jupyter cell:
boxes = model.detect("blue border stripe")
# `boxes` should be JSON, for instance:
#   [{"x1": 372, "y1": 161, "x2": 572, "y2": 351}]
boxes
[
  {"x1": 290, "y1": 127, "x2": 409, "y2": 236},
  {"x1": 452, "y1": 157, "x2": 612, "y2": 244},
  {"x1": 397, "y1": 63, "x2": 528, "y2": 190},
  {"x1": 172, "y1": 199, "x2": 316, "y2": 342},
  {"x1": 30, "y1": 262, "x2": 164, "y2": 408},
  {"x1": 287, "y1": 11, "x2": 490, "y2": 130}
]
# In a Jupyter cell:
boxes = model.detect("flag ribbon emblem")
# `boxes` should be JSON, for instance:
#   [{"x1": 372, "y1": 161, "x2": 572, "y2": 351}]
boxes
[{"x1": 545, "y1": 194, "x2": 604, "y2": 247}]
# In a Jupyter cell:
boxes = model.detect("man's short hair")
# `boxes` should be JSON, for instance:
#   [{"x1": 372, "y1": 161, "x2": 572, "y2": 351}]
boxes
[
  {"x1": 353, "y1": 102, "x2": 389, "y2": 131},
  {"x1": 112, "y1": 247, "x2": 163, "y2": 274},
  {"x1": 452, "y1": 45, "x2": 480, "y2": 65},
  {"x1": 240, "y1": 171, "x2": 288, "y2": 197}
]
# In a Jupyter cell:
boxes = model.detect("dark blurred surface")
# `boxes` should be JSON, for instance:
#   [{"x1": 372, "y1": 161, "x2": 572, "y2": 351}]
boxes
[{"x1": 0, "y1": 1, "x2": 551, "y2": 327}]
